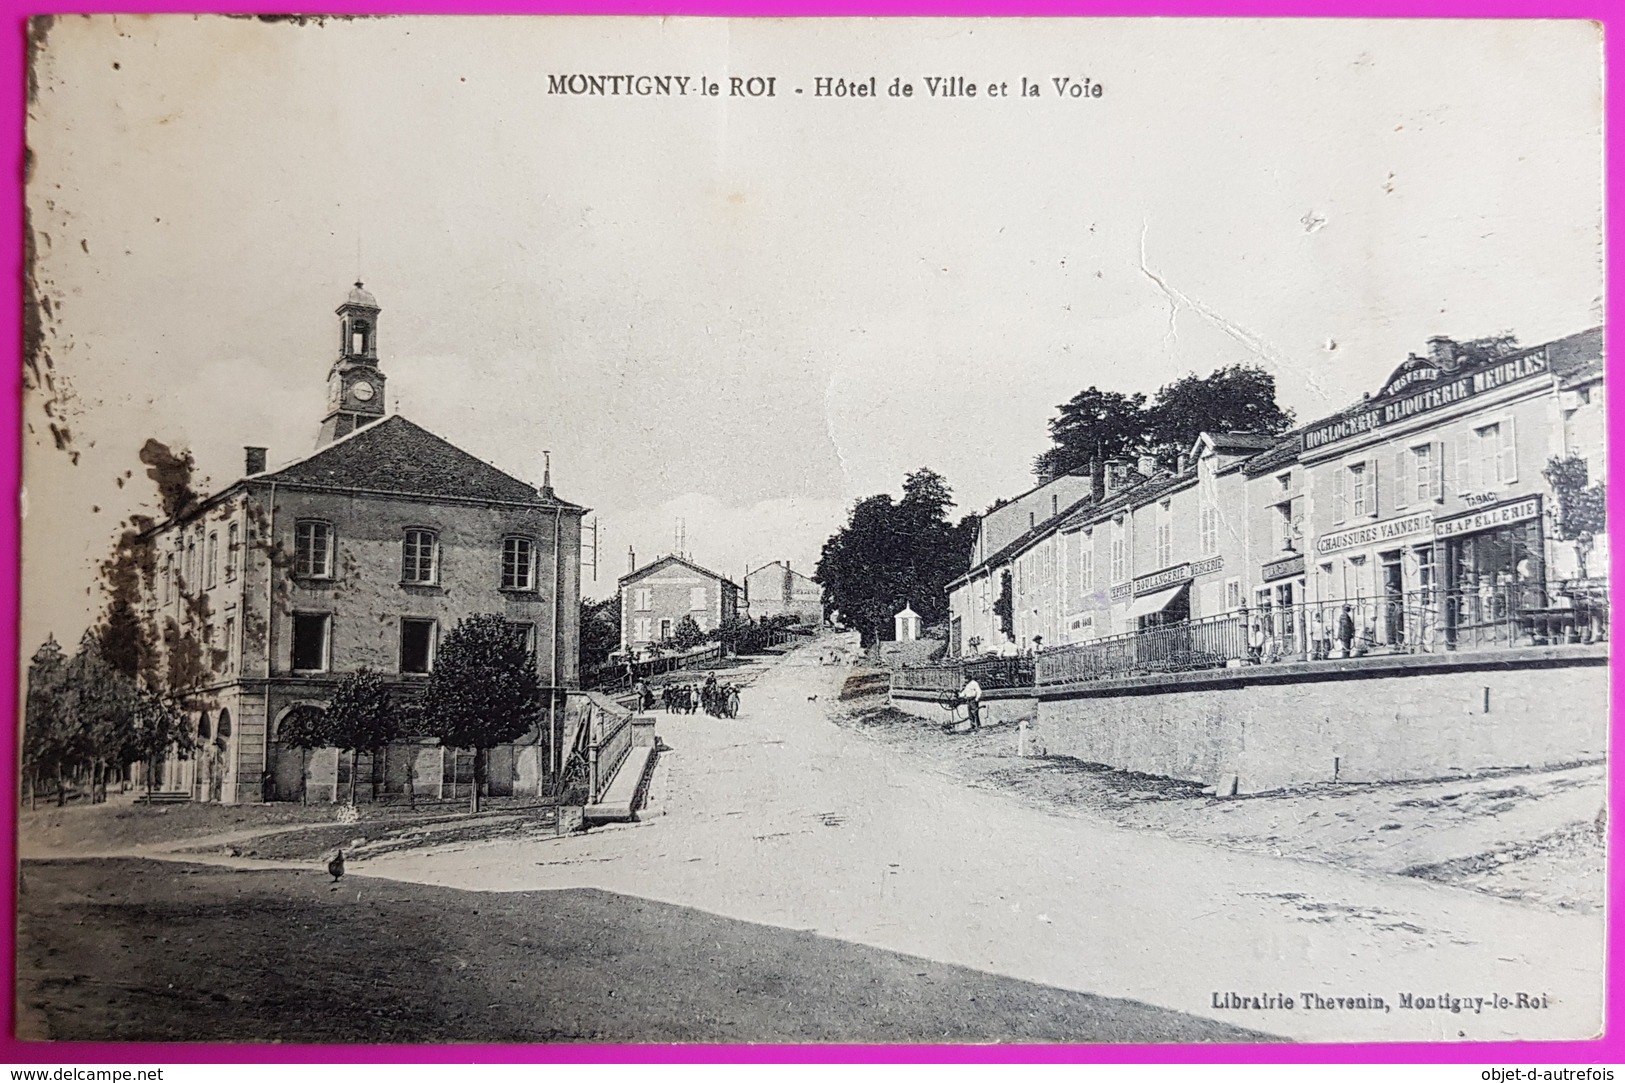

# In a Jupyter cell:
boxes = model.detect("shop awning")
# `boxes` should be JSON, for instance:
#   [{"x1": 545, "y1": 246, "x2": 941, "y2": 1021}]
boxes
[{"x1": 1124, "y1": 583, "x2": 1189, "y2": 621}]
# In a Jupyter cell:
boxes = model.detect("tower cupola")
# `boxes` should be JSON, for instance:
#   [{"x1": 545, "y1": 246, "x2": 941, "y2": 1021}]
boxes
[{"x1": 319, "y1": 281, "x2": 388, "y2": 446}]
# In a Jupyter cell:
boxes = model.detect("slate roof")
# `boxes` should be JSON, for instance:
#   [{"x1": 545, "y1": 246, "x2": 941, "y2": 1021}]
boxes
[
  {"x1": 620, "y1": 553, "x2": 739, "y2": 589},
  {"x1": 1202, "y1": 431, "x2": 1280, "y2": 454},
  {"x1": 1241, "y1": 432, "x2": 1305, "y2": 477},
  {"x1": 258, "y1": 415, "x2": 579, "y2": 508}
]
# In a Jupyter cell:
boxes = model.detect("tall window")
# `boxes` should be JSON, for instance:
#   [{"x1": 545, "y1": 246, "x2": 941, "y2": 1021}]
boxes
[
  {"x1": 1199, "y1": 503, "x2": 1219, "y2": 556},
  {"x1": 1156, "y1": 520, "x2": 1173, "y2": 570},
  {"x1": 1078, "y1": 550, "x2": 1094, "y2": 592},
  {"x1": 223, "y1": 616, "x2": 235, "y2": 672},
  {"x1": 1110, "y1": 533, "x2": 1126, "y2": 584},
  {"x1": 501, "y1": 536, "x2": 535, "y2": 591},
  {"x1": 225, "y1": 523, "x2": 239, "y2": 583},
  {"x1": 291, "y1": 613, "x2": 330, "y2": 671},
  {"x1": 1473, "y1": 420, "x2": 1516, "y2": 487},
  {"x1": 400, "y1": 618, "x2": 436, "y2": 674},
  {"x1": 1412, "y1": 444, "x2": 1433, "y2": 504},
  {"x1": 206, "y1": 532, "x2": 219, "y2": 588},
  {"x1": 294, "y1": 521, "x2": 333, "y2": 578},
  {"x1": 634, "y1": 587, "x2": 653, "y2": 611},
  {"x1": 633, "y1": 617, "x2": 652, "y2": 641},
  {"x1": 689, "y1": 586, "x2": 707, "y2": 611},
  {"x1": 402, "y1": 530, "x2": 438, "y2": 584},
  {"x1": 1349, "y1": 462, "x2": 1368, "y2": 518},
  {"x1": 162, "y1": 554, "x2": 173, "y2": 604},
  {"x1": 185, "y1": 539, "x2": 196, "y2": 589},
  {"x1": 1276, "y1": 503, "x2": 1294, "y2": 551},
  {"x1": 660, "y1": 618, "x2": 673, "y2": 640}
]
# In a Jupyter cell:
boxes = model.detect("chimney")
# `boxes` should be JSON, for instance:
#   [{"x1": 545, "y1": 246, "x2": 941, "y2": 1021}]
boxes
[
  {"x1": 1427, "y1": 336, "x2": 1459, "y2": 369},
  {"x1": 1177, "y1": 452, "x2": 1189, "y2": 474},
  {"x1": 244, "y1": 446, "x2": 267, "y2": 475},
  {"x1": 628, "y1": 546, "x2": 636, "y2": 574},
  {"x1": 1090, "y1": 457, "x2": 1106, "y2": 503},
  {"x1": 1137, "y1": 454, "x2": 1159, "y2": 478}
]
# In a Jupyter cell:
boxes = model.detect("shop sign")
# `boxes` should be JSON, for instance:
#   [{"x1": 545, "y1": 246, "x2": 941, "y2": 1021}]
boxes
[
  {"x1": 1133, "y1": 562, "x2": 1191, "y2": 596},
  {"x1": 1262, "y1": 553, "x2": 1305, "y2": 582},
  {"x1": 1316, "y1": 511, "x2": 1436, "y2": 555},
  {"x1": 1109, "y1": 583, "x2": 1132, "y2": 602},
  {"x1": 1304, "y1": 348, "x2": 1549, "y2": 452},
  {"x1": 1433, "y1": 496, "x2": 1542, "y2": 541}
]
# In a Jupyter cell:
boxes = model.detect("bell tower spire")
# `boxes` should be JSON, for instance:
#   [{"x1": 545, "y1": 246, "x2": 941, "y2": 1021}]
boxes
[{"x1": 319, "y1": 281, "x2": 388, "y2": 445}]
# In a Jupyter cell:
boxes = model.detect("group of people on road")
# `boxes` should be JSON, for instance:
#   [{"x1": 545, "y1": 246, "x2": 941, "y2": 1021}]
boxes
[{"x1": 657, "y1": 673, "x2": 742, "y2": 718}]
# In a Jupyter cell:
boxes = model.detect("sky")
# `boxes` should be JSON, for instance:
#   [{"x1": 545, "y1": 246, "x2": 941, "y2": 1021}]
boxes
[{"x1": 22, "y1": 15, "x2": 1604, "y2": 653}]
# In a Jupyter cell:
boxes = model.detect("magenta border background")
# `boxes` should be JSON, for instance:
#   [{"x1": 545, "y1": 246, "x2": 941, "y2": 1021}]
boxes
[{"x1": 0, "y1": 1, "x2": 1617, "y2": 1065}]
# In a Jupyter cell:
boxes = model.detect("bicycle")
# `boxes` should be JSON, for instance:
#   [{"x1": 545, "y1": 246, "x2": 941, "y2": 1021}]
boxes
[{"x1": 937, "y1": 692, "x2": 967, "y2": 733}]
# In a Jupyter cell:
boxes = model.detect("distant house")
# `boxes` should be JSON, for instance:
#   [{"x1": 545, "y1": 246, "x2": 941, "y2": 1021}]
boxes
[
  {"x1": 619, "y1": 555, "x2": 741, "y2": 653},
  {"x1": 743, "y1": 560, "x2": 822, "y2": 625}
]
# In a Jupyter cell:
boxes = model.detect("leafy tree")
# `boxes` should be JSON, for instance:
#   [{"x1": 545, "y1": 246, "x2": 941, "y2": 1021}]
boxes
[
  {"x1": 1544, "y1": 455, "x2": 1608, "y2": 579},
  {"x1": 58, "y1": 633, "x2": 142, "y2": 804},
  {"x1": 418, "y1": 614, "x2": 540, "y2": 814},
  {"x1": 816, "y1": 468, "x2": 977, "y2": 647},
  {"x1": 130, "y1": 690, "x2": 195, "y2": 796},
  {"x1": 579, "y1": 595, "x2": 622, "y2": 672},
  {"x1": 1033, "y1": 388, "x2": 1147, "y2": 481},
  {"x1": 671, "y1": 614, "x2": 706, "y2": 650},
  {"x1": 325, "y1": 667, "x2": 400, "y2": 806},
  {"x1": 277, "y1": 705, "x2": 330, "y2": 805},
  {"x1": 23, "y1": 637, "x2": 69, "y2": 809},
  {"x1": 993, "y1": 570, "x2": 1014, "y2": 640},
  {"x1": 1033, "y1": 364, "x2": 1292, "y2": 480},
  {"x1": 1144, "y1": 365, "x2": 1294, "y2": 465}
]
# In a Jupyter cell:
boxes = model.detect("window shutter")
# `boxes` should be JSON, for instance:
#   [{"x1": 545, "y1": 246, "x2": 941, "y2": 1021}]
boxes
[
  {"x1": 1394, "y1": 447, "x2": 1408, "y2": 509},
  {"x1": 1366, "y1": 458, "x2": 1379, "y2": 517},
  {"x1": 1499, "y1": 416, "x2": 1518, "y2": 483},
  {"x1": 1333, "y1": 463, "x2": 1346, "y2": 522},
  {"x1": 1456, "y1": 433, "x2": 1474, "y2": 495},
  {"x1": 1432, "y1": 441, "x2": 1446, "y2": 502}
]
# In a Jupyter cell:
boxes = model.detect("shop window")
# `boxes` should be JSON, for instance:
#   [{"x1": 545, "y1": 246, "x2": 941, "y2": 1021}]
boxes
[
  {"x1": 501, "y1": 536, "x2": 535, "y2": 591},
  {"x1": 294, "y1": 521, "x2": 333, "y2": 579},
  {"x1": 400, "y1": 618, "x2": 436, "y2": 674},
  {"x1": 402, "y1": 529, "x2": 439, "y2": 584},
  {"x1": 291, "y1": 613, "x2": 330, "y2": 671}
]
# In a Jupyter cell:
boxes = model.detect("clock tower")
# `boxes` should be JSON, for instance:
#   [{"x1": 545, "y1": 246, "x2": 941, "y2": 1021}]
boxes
[{"x1": 318, "y1": 282, "x2": 389, "y2": 445}]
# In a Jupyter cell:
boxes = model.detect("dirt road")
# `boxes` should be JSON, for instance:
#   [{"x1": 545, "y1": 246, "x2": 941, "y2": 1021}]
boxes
[{"x1": 361, "y1": 637, "x2": 1606, "y2": 1043}]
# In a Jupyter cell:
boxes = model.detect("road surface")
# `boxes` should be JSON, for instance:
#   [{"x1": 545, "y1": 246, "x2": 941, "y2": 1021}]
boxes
[{"x1": 362, "y1": 637, "x2": 1605, "y2": 1043}]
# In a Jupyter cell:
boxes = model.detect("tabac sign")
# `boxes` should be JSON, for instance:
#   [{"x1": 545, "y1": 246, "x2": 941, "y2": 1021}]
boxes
[{"x1": 1304, "y1": 348, "x2": 1550, "y2": 452}]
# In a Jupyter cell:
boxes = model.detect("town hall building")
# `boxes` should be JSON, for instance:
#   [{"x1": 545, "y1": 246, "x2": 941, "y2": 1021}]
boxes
[{"x1": 134, "y1": 284, "x2": 586, "y2": 803}]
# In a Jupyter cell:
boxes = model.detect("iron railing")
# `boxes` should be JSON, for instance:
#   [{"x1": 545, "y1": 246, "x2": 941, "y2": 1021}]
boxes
[
  {"x1": 894, "y1": 661, "x2": 963, "y2": 693},
  {"x1": 589, "y1": 710, "x2": 634, "y2": 803},
  {"x1": 965, "y1": 655, "x2": 1036, "y2": 689}
]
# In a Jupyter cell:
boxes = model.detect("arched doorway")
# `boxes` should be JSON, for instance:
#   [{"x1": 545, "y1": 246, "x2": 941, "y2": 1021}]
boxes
[{"x1": 270, "y1": 704, "x2": 330, "y2": 802}]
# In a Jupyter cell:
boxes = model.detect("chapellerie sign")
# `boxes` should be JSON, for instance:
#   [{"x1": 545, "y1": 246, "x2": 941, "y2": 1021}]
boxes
[
  {"x1": 1304, "y1": 348, "x2": 1550, "y2": 452},
  {"x1": 1434, "y1": 496, "x2": 1542, "y2": 540}
]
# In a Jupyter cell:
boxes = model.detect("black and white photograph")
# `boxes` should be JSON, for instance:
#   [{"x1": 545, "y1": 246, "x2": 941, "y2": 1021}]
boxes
[{"x1": 17, "y1": 15, "x2": 1608, "y2": 1045}]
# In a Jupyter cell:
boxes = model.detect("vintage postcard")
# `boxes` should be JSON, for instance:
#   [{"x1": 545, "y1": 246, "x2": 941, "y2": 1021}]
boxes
[{"x1": 16, "y1": 15, "x2": 1608, "y2": 1046}]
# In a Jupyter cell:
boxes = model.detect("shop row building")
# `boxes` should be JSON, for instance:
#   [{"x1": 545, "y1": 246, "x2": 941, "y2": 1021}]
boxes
[{"x1": 947, "y1": 327, "x2": 1607, "y2": 666}]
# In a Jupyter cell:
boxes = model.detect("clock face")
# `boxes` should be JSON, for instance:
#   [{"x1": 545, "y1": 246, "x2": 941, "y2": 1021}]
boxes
[{"x1": 352, "y1": 380, "x2": 376, "y2": 402}]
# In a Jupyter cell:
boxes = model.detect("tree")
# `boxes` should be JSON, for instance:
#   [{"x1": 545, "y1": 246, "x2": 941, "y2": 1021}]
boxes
[
  {"x1": 1544, "y1": 455, "x2": 1607, "y2": 579},
  {"x1": 276, "y1": 705, "x2": 330, "y2": 805},
  {"x1": 671, "y1": 615, "x2": 706, "y2": 650},
  {"x1": 993, "y1": 570, "x2": 1014, "y2": 640},
  {"x1": 130, "y1": 690, "x2": 195, "y2": 797},
  {"x1": 1032, "y1": 388, "x2": 1148, "y2": 481},
  {"x1": 58, "y1": 633, "x2": 142, "y2": 804},
  {"x1": 23, "y1": 637, "x2": 69, "y2": 809},
  {"x1": 1144, "y1": 365, "x2": 1294, "y2": 466},
  {"x1": 816, "y1": 468, "x2": 977, "y2": 647},
  {"x1": 579, "y1": 595, "x2": 622, "y2": 673},
  {"x1": 1033, "y1": 365, "x2": 1293, "y2": 480},
  {"x1": 325, "y1": 668, "x2": 401, "y2": 806},
  {"x1": 418, "y1": 614, "x2": 540, "y2": 814}
]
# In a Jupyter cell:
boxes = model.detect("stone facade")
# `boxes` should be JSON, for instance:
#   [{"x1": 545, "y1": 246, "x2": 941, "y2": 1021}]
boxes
[
  {"x1": 743, "y1": 560, "x2": 822, "y2": 625},
  {"x1": 619, "y1": 554, "x2": 741, "y2": 653},
  {"x1": 133, "y1": 287, "x2": 586, "y2": 803}
]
